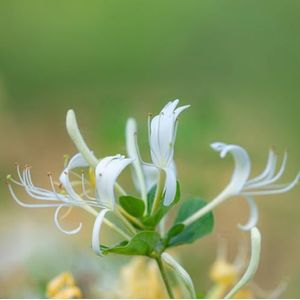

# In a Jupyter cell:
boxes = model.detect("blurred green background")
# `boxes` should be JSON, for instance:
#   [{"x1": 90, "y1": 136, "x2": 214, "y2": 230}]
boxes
[{"x1": 0, "y1": 0, "x2": 299, "y2": 298}]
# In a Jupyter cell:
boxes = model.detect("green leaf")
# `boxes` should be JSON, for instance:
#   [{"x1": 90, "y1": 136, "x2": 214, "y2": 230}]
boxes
[
  {"x1": 164, "y1": 223, "x2": 184, "y2": 246},
  {"x1": 119, "y1": 195, "x2": 145, "y2": 218},
  {"x1": 146, "y1": 184, "x2": 156, "y2": 215},
  {"x1": 101, "y1": 231, "x2": 164, "y2": 257},
  {"x1": 143, "y1": 182, "x2": 181, "y2": 228},
  {"x1": 166, "y1": 198, "x2": 214, "y2": 247}
]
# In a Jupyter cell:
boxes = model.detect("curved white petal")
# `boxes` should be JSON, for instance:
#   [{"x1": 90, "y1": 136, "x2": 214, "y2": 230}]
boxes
[
  {"x1": 238, "y1": 196, "x2": 259, "y2": 231},
  {"x1": 126, "y1": 118, "x2": 147, "y2": 202},
  {"x1": 246, "y1": 149, "x2": 277, "y2": 185},
  {"x1": 67, "y1": 152, "x2": 90, "y2": 169},
  {"x1": 245, "y1": 151, "x2": 287, "y2": 189},
  {"x1": 59, "y1": 153, "x2": 89, "y2": 201},
  {"x1": 163, "y1": 164, "x2": 177, "y2": 206},
  {"x1": 92, "y1": 208, "x2": 110, "y2": 256},
  {"x1": 95, "y1": 155, "x2": 132, "y2": 209},
  {"x1": 66, "y1": 109, "x2": 98, "y2": 167},
  {"x1": 225, "y1": 227, "x2": 261, "y2": 299},
  {"x1": 211, "y1": 142, "x2": 251, "y2": 196},
  {"x1": 162, "y1": 253, "x2": 196, "y2": 299},
  {"x1": 54, "y1": 205, "x2": 82, "y2": 235},
  {"x1": 241, "y1": 171, "x2": 300, "y2": 196}
]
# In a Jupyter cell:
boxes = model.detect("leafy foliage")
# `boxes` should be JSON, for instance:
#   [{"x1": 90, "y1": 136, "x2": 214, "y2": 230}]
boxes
[
  {"x1": 143, "y1": 182, "x2": 181, "y2": 228},
  {"x1": 166, "y1": 198, "x2": 214, "y2": 247},
  {"x1": 119, "y1": 195, "x2": 145, "y2": 218},
  {"x1": 101, "y1": 231, "x2": 163, "y2": 257}
]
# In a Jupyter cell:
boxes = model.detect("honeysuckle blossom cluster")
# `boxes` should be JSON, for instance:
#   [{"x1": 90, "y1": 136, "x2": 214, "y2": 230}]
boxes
[{"x1": 7, "y1": 100, "x2": 299, "y2": 299}]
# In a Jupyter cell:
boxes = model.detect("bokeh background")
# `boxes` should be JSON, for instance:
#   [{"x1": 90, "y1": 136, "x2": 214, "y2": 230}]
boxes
[{"x1": 0, "y1": 0, "x2": 299, "y2": 298}]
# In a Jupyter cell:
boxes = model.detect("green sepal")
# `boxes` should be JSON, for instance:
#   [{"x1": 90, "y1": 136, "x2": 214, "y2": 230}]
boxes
[
  {"x1": 166, "y1": 198, "x2": 214, "y2": 247},
  {"x1": 119, "y1": 195, "x2": 145, "y2": 218},
  {"x1": 100, "y1": 231, "x2": 164, "y2": 257}
]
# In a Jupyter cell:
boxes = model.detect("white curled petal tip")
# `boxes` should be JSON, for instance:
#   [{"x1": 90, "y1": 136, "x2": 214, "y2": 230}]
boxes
[
  {"x1": 66, "y1": 152, "x2": 90, "y2": 170},
  {"x1": 162, "y1": 253, "x2": 197, "y2": 299},
  {"x1": 174, "y1": 104, "x2": 191, "y2": 118},
  {"x1": 92, "y1": 209, "x2": 110, "y2": 256},
  {"x1": 211, "y1": 142, "x2": 251, "y2": 195},
  {"x1": 162, "y1": 99, "x2": 179, "y2": 114},
  {"x1": 225, "y1": 227, "x2": 261, "y2": 299},
  {"x1": 54, "y1": 205, "x2": 82, "y2": 235},
  {"x1": 95, "y1": 155, "x2": 133, "y2": 208},
  {"x1": 238, "y1": 196, "x2": 259, "y2": 231}
]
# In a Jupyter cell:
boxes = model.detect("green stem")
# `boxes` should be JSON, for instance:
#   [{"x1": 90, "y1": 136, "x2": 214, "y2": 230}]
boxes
[
  {"x1": 118, "y1": 206, "x2": 145, "y2": 229},
  {"x1": 156, "y1": 256, "x2": 175, "y2": 299},
  {"x1": 151, "y1": 169, "x2": 165, "y2": 214}
]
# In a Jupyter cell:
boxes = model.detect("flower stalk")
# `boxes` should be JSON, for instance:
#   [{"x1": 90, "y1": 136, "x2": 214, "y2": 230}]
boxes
[{"x1": 155, "y1": 256, "x2": 175, "y2": 299}]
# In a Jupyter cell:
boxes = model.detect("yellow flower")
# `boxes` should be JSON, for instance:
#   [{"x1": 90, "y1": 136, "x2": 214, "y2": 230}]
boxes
[
  {"x1": 46, "y1": 272, "x2": 82, "y2": 299},
  {"x1": 117, "y1": 257, "x2": 182, "y2": 299}
]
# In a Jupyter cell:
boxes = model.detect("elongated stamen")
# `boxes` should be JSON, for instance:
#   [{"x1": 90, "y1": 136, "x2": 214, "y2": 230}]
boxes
[
  {"x1": 54, "y1": 205, "x2": 82, "y2": 235},
  {"x1": 81, "y1": 172, "x2": 96, "y2": 200}
]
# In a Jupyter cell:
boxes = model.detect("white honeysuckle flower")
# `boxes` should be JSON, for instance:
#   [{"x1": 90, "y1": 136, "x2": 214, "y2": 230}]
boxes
[
  {"x1": 95, "y1": 154, "x2": 133, "y2": 209},
  {"x1": 8, "y1": 152, "x2": 133, "y2": 242},
  {"x1": 7, "y1": 153, "x2": 102, "y2": 234},
  {"x1": 184, "y1": 142, "x2": 299, "y2": 228},
  {"x1": 211, "y1": 142, "x2": 299, "y2": 197},
  {"x1": 148, "y1": 99, "x2": 190, "y2": 206}
]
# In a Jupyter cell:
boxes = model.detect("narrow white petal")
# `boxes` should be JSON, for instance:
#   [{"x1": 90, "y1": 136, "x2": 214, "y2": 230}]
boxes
[
  {"x1": 67, "y1": 152, "x2": 90, "y2": 169},
  {"x1": 141, "y1": 163, "x2": 159, "y2": 191},
  {"x1": 95, "y1": 155, "x2": 132, "y2": 209},
  {"x1": 66, "y1": 109, "x2": 98, "y2": 167},
  {"x1": 241, "y1": 171, "x2": 299, "y2": 196},
  {"x1": 162, "y1": 253, "x2": 196, "y2": 299},
  {"x1": 54, "y1": 205, "x2": 82, "y2": 235},
  {"x1": 174, "y1": 104, "x2": 191, "y2": 119},
  {"x1": 162, "y1": 99, "x2": 179, "y2": 115},
  {"x1": 225, "y1": 227, "x2": 261, "y2": 299},
  {"x1": 246, "y1": 149, "x2": 277, "y2": 185},
  {"x1": 92, "y1": 209, "x2": 110, "y2": 256},
  {"x1": 59, "y1": 153, "x2": 89, "y2": 202},
  {"x1": 211, "y1": 142, "x2": 251, "y2": 196},
  {"x1": 238, "y1": 196, "x2": 259, "y2": 231},
  {"x1": 163, "y1": 164, "x2": 177, "y2": 206},
  {"x1": 126, "y1": 118, "x2": 147, "y2": 202},
  {"x1": 245, "y1": 151, "x2": 287, "y2": 189}
]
